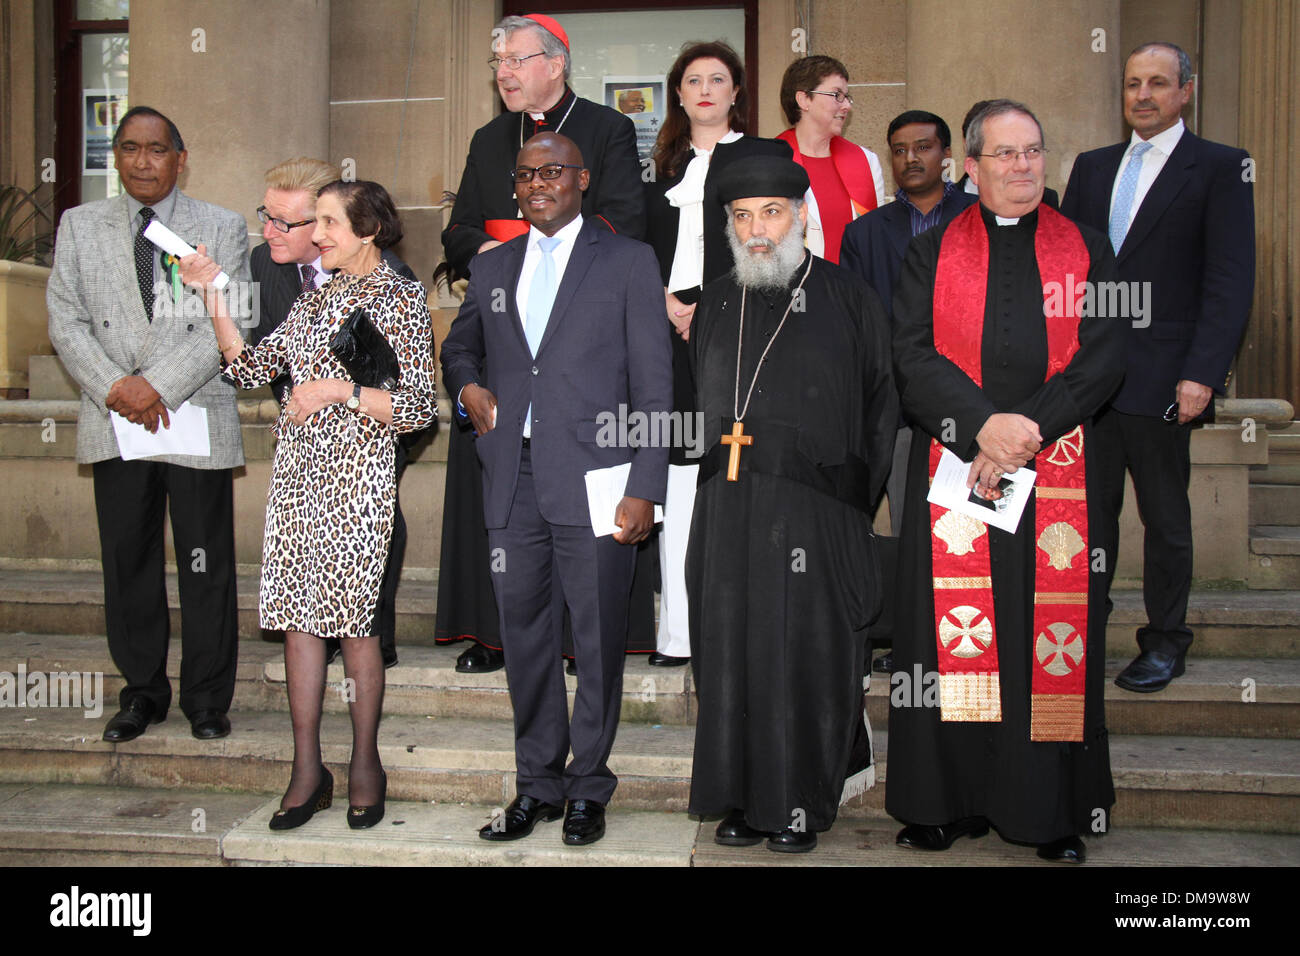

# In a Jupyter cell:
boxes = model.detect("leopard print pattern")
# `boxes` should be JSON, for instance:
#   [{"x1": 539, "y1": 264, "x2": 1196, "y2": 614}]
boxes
[{"x1": 224, "y1": 259, "x2": 437, "y2": 638}]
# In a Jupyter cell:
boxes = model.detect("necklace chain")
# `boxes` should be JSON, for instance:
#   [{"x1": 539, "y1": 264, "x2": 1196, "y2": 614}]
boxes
[
  {"x1": 519, "y1": 94, "x2": 578, "y2": 148},
  {"x1": 733, "y1": 254, "x2": 814, "y2": 423}
]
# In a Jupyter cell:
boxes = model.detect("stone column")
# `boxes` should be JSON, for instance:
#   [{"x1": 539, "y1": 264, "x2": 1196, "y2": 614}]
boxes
[{"x1": 128, "y1": 0, "x2": 330, "y2": 232}]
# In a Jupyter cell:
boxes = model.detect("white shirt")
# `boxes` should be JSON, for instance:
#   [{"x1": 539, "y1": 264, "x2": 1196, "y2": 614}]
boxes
[
  {"x1": 1108, "y1": 118, "x2": 1185, "y2": 234},
  {"x1": 515, "y1": 213, "x2": 584, "y2": 323}
]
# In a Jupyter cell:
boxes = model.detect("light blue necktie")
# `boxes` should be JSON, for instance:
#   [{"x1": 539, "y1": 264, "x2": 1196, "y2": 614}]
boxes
[
  {"x1": 524, "y1": 237, "x2": 561, "y2": 356},
  {"x1": 522, "y1": 237, "x2": 560, "y2": 438},
  {"x1": 1108, "y1": 141, "x2": 1153, "y2": 253}
]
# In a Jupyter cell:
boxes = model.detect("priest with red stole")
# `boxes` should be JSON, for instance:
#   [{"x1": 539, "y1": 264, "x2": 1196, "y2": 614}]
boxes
[{"x1": 886, "y1": 100, "x2": 1124, "y2": 863}]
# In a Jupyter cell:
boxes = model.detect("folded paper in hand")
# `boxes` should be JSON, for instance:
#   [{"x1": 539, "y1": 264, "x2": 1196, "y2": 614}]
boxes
[
  {"x1": 143, "y1": 220, "x2": 230, "y2": 290},
  {"x1": 110, "y1": 401, "x2": 211, "y2": 460},
  {"x1": 926, "y1": 447, "x2": 1035, "y2": 534},
  {"x1": 584, "y1": 463, "x2": 664, "y2": 537}
]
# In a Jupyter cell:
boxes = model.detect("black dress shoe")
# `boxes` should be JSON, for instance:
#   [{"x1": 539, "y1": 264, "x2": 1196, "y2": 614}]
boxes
[
  {"x1": 456, "y1": 643, "x2": 505, "y2": 673},
  {"x1": 347, "y1": 770, "x2": 387, "y2": 829},
  {"x1": 896, "y1": 816, "x2": 990, "y2": 851},
  {"x1": 871, "y1": 652, "x2": 894, "y2": 674},
  {"x1": 562, "y1": 799, "x2": 606, "y2": 846},
  {"x1": 1037, "y1": 834, "x2": 1086, "y2": 863},
  {"x1": 714, "y1": 808, "x2": 767, "y2": 847},
  {"x1": 102, "y1": 698, "x2": 163, "y2": 743},
  {"x1": 767, "y1": 827, "x2": 817, "y2": 853},
  {"x1": 269, "y1": 766, "x2": 333, "y2": 831},
  {"x1": 479, "y1": 794, "x2": 563, "y2": 841},
  {"x1": 648, "y1": 651, "x2": 690, "y2": 667},
  {"x1": 324, "y1": 639, "x2": 341, "y2": 666},
  {"x1": 1115, "y1": 650, "x2": 1185, "y2": 693},
  {"x1": 382, "y1": 650, "x2": 399, "y2": 669},
  {"x1": 189, "y1": 709, "x2": 231, "y2": 740},
  {"x1": 565, "y1": 658, "x2": 577, "y2": 676}
]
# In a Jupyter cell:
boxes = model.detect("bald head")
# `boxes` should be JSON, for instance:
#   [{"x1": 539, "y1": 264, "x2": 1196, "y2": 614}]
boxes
[{"x1": 514, "y1": 132, "x2": 589, "y2": 236}]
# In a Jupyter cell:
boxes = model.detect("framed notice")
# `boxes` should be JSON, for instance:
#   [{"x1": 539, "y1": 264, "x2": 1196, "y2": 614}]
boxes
[
  {"x1": 84, "y1": 90, "x2": 128, "y2": 175},
  {"x1": 603, "y1": 75, "x2": 665, "y2": 164}
]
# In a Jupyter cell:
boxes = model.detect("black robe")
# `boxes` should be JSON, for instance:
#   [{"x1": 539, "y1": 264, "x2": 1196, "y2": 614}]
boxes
[
  {"x1": 885, "y1": 205, "x2": 1124, "y2": 843},
  {"x1": 686, "y1": 255, "x2": 897, "y2": 833}
]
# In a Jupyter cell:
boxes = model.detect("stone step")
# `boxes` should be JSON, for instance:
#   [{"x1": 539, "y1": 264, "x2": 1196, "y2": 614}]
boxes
[
  {"x1": 10, "y1": 631, "x2": 1300, "y2": 737},
  {"x1": 1, "y1": 782, "x2": 1295, "y2": 866},
  {"x1": 4, "y1": 569, "x2": 1298, "y2": 657},
  {"x1": 0, "y1": 707, "x2": 1295, "y2": 832},
  {"x1": 1247, "y1": 528, "x2": 1300, "y2": 589},
  {"x1": 1251, "y1": 484, "x2": 1300, "y2": 525}
]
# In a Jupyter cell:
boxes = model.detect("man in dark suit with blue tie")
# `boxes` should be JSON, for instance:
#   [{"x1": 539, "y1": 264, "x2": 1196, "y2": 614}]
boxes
[
  {"x1": 441, "y1": 132, "x2": 672, "y2": 846},
  {"x1": 1061, "y1": 41, "x2": 1255, "y2": 692}
]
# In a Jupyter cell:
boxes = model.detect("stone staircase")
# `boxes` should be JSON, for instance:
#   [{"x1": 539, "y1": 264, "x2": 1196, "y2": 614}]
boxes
[{"x1": 1, "y1": 353, "x2": 1297, "y2": 865}]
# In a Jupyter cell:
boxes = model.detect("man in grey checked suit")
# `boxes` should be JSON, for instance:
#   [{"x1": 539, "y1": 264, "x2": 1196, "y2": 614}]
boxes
[{"x1": 47, "y1": 107, "x2": 250, "y2": 742}]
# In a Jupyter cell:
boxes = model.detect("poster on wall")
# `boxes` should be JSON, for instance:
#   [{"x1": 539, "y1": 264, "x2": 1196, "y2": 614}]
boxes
[
  {"x1": 602, "y1": 76, "x2": 665, "y2": 165},
  {"x1": 84, "y1": 90, "x2": 129, "y2": 174}
]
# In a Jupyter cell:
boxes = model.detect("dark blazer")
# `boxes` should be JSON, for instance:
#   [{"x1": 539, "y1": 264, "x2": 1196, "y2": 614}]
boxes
[
  {"x1": 440, "y1": 218, "x2": 672, "y2": 528},
  {"x1": 1061, "y1": 129, "x2": 1255, "y2": 417},
  {"x1": 250, "y1": 243, "x2": 417, "y2": 402},
  {"x1": 839, "y1": 188, "x2": 977, "y2": 327}
]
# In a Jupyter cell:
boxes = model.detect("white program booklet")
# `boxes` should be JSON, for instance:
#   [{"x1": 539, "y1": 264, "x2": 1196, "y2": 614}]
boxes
[
  {"x1": 926, "y1": 447, "x2": 1035, "y2": 534},
  {"x1": 584, "y1": 462, "x2": 665, "y2": 537},
  {"x1": 111, "y1": 401, "x2": 211, "y2": 460}
]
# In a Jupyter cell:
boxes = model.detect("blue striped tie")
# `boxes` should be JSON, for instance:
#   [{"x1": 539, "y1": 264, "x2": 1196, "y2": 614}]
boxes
[{"x1": 1108, "y1": 141, "x2": 1153, "y2": 253}]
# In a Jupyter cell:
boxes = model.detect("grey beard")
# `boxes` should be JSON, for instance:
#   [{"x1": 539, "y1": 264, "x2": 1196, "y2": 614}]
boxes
[{"x1": 727, "y1": 223, "x2": 807, "y2": 293}]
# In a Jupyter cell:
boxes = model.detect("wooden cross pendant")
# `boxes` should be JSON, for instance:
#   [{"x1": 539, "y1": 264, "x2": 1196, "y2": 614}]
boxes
[{"x1": 720, "y1": 420, "x2": 753, "y2": 481}]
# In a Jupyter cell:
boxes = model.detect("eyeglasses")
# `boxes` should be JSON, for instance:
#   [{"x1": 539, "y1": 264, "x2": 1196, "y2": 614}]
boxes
[
  {"x1": 974, "y1": 146, "x2": 1048, "y2": 163},
  {"x1": 805, "y1": 89, "x2": 854, "y2": 106},
  {"x1": 511, "y1": 163, "x2": 584, "y2": 183},
  {"x1": 257, "y1": 206, "x2": 315, "y2": 233},
  {"x1": 488, "y1": 52, "x2": 546, "y2": 72}
]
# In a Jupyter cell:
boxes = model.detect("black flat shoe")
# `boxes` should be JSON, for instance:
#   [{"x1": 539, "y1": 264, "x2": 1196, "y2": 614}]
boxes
[
  {"x1": 480, "y1": 794, "x2": 564, "y2": 841},
  {"x1": 562, "y1": 799, "x2": 606, "y2": 846},
  {"x1": 382, "y1": 650, "x2": 399, "y2": 669},
  {"x1": 1037, "y1": 834, "x2": 1086, "y2": 863},
  {"x1": 324, "y1": 639, "x2": 341, "y2": 666},
  {"x1": 648, "y1": 651, "x2": 690, "y2": 667},
  {"x1": 456, "y1": 643, "x2": 505, "y2": 673},
  {"x1": 269, "y1": 766, "x2": 333, "y2": 831},
  {"x1": 871, "y1": 652, "x2": 894, "y2": 674},
  {"x1": 565, "y1": 658, "x2": 577, "y2": 677},
  {"x1": 1115, "y1": 650, "x2": 1185, "y2": 693},
  {"x1": 189, "y1": 709, "x2": 231, "y2": 740},
  {"x1": 714, "y1": 808, "x2": 767, "y2": 847},
  {"x1": 102, "y1": 697, "x2": 163, "y2": 743},
  {"x1": 896, "y1": 816, "x2": 989, "y2": 851},
  {"x1": 347, "y1": 770, "x2": 387, "y2": 830},
  {"x1": 767, "y1": 827, "x2": 817, "y2": 853}
]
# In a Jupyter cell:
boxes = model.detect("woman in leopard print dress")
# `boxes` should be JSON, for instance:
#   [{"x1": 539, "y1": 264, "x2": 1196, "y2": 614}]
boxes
[{"x1": 182, "y1": 180, "x2": 436, "y2": 830}]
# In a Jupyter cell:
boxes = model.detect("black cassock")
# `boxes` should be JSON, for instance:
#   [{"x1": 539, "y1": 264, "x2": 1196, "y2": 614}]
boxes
[
  {"x1": 686, "y1": 255, "x2": 897, "y2": 833},
  {"x1": 886, "y1": 205, "x2": 1124, "y2": 844}
]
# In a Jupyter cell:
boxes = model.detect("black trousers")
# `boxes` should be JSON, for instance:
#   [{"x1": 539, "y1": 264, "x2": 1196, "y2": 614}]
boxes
[
  {"x1": 1094, "y1": 407, "x2": 1194, "y2": 657},
  {"x1": 92, "y1": 458, "x2": 239, "y2": 718},
  {"x1": 488, "y1": 447, "x2": 635, "y2": 806}
]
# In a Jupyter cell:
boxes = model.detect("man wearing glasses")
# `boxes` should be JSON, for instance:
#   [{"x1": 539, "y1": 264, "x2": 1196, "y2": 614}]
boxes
[
  {"x1": 249, "y1": 157, "x2": 420, "y2": 669},
  {"x1": 1062, "y1": 42, "x2": 1256, "y2": 694},
  {"x1": 437, "y1": 12, "x2": 646, "y2": 676}
]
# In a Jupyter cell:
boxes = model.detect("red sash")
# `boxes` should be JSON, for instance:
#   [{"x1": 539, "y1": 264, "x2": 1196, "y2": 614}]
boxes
[
  {"x1": 929, "y1": 204, "x2": 1091, "y2": 742},
  {"x1": 484, "y1": 219, "x2": 530, "y2": 243},
  {"x1": 777, "y1": 129, "x2": 878, "y2": 217}
]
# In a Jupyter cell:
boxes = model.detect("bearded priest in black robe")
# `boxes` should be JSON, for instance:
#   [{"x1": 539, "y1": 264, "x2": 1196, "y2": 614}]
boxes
[
  {"x1": 686, "y1": 156, "x2": 897, "y2": 853},
  {"x1": 886, "y1": 100, "x2": 1124, "y2": 864}
]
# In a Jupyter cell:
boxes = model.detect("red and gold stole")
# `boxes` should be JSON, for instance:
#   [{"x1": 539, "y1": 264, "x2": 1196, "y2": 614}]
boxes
[
  {"x1": 928, "y1": 203, "x2": 1092, "y2": 742},
  {"x1": 776, "y1": 129, "x2": 879, "y2": 217}
]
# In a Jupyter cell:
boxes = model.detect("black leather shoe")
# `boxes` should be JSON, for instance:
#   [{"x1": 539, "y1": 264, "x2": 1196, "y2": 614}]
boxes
[
  {"x1": 714, "y1": 808, "x2": 767, "y2": 847},
  {"x1": 324, "y1": 639, "x2": 341, "y2": 666},
  {"x1": 767, "y1": 827, "x2": 817, "y2": 853},
  {"x1": 648, "y1": 651, "x2": 690, "y2": 667},
  {"x1": 1115, "y1": 650, "x2": 1185, "y2": 693},
  {"x1": 269, "y1": 766, "x2": 333, "y2": 831},
  {"x1": 871, "y1": 652, "x2": 894, "y2": 674},
  {"x1": 347, "y1": 770, "x2": 387, "y2": 829},
  {"x1": 382, "y1": 650, "x2": 398, "y2": 669},
  {"x1": 479, "y1": 794, "x2": 563, "y2": 841},
  {"x1": 896, "y1": 816, "x2": 990, "y2": 851},
  {"x1": 456, "y1": 643, "x2": 505, "y2": 673},
  {"x1": 562, "y1": 799, "x2": 606, "y2": 846},
  {"x1": 1037, "y1": 834, "x2": 1086, "y2": 863},
  {"x1": 102, "y1": 697, "x2": 163, "y2": 743},
  {"x1": 189, "y1": 709, "x2": 231, "y2": 740},
  {"x1": 565, "y1": 658, "x2": 577, "y2": 676}
]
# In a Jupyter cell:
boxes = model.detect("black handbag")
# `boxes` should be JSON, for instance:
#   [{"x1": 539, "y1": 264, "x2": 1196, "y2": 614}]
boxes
[{"x1": 329, "y1": 306, "x2": 401, "y2": 390}]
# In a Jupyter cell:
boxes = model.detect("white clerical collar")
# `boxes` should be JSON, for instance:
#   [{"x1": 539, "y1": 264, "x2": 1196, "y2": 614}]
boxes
[
  {"x1": 1129, "y1": 118, "x2": 1185, "y2": 158},
  {"x1": 994, "y1": 215, "x2": 1020, "y2": 226}
]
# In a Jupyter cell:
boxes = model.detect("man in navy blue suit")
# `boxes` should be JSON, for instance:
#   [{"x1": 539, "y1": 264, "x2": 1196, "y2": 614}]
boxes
[
  {"x1": 441, "y1": 132, "x2": 671, "y2": 846},
  {"x1": 1062, "y1": 42, "x2": 1255, "y2": 693}
]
